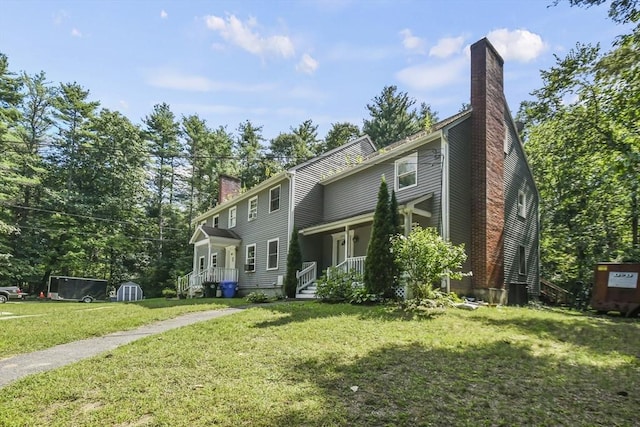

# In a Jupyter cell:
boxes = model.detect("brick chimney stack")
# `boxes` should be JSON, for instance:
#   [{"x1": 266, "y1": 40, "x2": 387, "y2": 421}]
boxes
[
  {"x1": 470, "y1": 38, "x2": 505, "y2": 291},
  {"x1": 218, "y1": 174, "x2": 241, "y2": 204}
]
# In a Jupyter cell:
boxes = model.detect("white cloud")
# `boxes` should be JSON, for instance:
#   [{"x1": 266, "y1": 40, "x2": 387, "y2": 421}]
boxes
[
  {"x1": 204, "y1": 14, "x2": 295, "y2": 59},
  {"x1": 429, "y1": 36, "x2": 465, "y2": 58},
  {"x1": 296, "y1": 53, "x2": 319, "y2": 74},
  {"x1": 486, "y1": 29, "x2": 546, "y2": 62},
  {"x1": 395, "y1": 57, "x2": 467, "y2": 91},
  {"x1": 399, "y1": 29, "x2": 426, "y2": 53},
  {"x1": 71, "y1": 28, "x2": 82, "y2": 37},
  {"x1": 146, "y1": 69, "x2": 275, "y2": 93},
  {"x1": 160, "y1": 10, "x2": 168, "y2": 19}
]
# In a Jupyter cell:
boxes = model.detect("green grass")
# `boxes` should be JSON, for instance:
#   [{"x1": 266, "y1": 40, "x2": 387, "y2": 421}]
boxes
[
  {"x1": 0, "y1": 298, "x2": 248, "y2": 358},
  {"x1": 0, "y1": 303, "x2": 638, "y2": 426}
]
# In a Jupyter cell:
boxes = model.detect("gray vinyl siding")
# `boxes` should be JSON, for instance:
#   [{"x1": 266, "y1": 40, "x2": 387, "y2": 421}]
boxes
[
  {"x1": 322, "y1": 139, "x2": 442, "y2": 228},
  {"x1": 233, "y1": 179, "x2": 290, "y2": 289},
  {"x1": 194, "y1": 176, "x2": 290, "y2": 290},
  {"x1": 293, "y1": 137, "x2": 376, "y2": 230},
  {"x1": 447, "y1": 119, "x2": 473, "y2": 294},
  {"x1": 503, "y1": 115, "x2": 540, "y2": 296}
]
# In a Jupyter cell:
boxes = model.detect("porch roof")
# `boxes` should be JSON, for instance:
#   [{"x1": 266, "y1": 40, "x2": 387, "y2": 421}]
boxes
[
  {"x1": 299, "y1": 193, "x2": 433, "y2": 236},
  {"x1": 189, "y1": 225, "x2": 241, "y2": 245}
]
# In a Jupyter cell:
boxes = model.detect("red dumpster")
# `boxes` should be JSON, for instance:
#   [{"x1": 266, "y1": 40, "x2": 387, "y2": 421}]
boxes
[{"x1": 591, "y1": 263, "x2": 640, "y2": 317}]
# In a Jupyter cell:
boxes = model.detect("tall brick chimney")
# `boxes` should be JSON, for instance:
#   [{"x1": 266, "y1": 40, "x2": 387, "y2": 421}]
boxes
[
  {"x1": 470, "y1": 38, "x2": 505, "y2": 293},
  {"x1": 218, "y1": 174, "x2": 241, "y2": 204}
]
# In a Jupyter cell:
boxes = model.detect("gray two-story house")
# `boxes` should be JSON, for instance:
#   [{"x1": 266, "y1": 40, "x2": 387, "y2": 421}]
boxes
[{"x1": 179, "y1": 38, "x2": 539, "y2": 303}]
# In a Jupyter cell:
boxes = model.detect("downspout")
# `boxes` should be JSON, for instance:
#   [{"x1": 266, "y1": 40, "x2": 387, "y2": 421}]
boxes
[
  {"x1": 287, "y1": 171, "x2": 296, "y2": 248},
  {"x1": 441, "y1": 131, "x2": 451, "y2": 293}
]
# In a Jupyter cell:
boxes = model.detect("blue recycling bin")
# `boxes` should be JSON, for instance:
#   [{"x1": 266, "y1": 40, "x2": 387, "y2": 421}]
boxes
[{"x1": 220, "y1": 281, "x2": 237, "y2": 298}]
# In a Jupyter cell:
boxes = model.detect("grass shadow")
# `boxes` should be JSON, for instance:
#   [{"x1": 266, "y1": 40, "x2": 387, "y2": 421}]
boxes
[
  {"x1": 269, "y1": 340, "x2": 639, "y2": 426},
  {"x1": 472, "y1": 308, "x2": 640, "y2": 358},
  {"x1": 250, "y1": 301, "x2": 443, "y2": 328}
]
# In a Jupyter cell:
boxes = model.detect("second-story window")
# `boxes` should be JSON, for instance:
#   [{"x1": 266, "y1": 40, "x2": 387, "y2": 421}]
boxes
[
  {"x1": 213, "y1": 215, "x2": 219, "y2": 228},
  {"x1": 248, "y1": 196, "x2": 258, "y2": 221},
  {"x1": 395, "y1": 153, "x2": 418, "y2": 191},
  {"x1": 228, "y1": 206, "x2": 237, "y2": 228},
  {"x1": 270, "y1": 185, "x2": 281, "y2": 213}
]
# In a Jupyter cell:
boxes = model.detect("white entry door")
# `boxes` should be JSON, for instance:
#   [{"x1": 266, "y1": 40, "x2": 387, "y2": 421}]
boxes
[
  {"x1": 332, "y1": 231, "x2": 354, "y2": 266},
  {"x1": 225, "y1": 246, "x2": 236, "y2": 269}
]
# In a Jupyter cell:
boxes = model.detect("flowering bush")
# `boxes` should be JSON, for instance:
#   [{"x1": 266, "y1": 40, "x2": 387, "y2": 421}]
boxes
[{"x1": 392, "y1": 226, "x2": 470, "y2": 299}]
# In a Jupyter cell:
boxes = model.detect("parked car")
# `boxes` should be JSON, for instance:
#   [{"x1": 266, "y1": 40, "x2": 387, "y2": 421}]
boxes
[{"x1": 0, "y1": 286, "x2": 25, "y2": 303}]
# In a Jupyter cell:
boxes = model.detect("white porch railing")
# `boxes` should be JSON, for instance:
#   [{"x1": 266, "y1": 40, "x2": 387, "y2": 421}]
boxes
[
  {"x1": 332, "y1": 256, "x2": 367, "y2": 276},
  {"x1": 296, "y1": 261, "x2": 317, "y2": 294},
  {"x1": 176, "y1": 267, "x2": 239, "y2": 298}
]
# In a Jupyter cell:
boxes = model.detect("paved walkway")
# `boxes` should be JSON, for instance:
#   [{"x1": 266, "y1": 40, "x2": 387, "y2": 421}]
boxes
[{"x1": 0, "y1": 307, "x2": 244, "y2": 388}]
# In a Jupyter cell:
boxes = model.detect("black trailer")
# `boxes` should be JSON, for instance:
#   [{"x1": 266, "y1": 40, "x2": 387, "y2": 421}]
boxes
[{"x1": 47, "y1": 276, "x2": 108, "y2": 303}]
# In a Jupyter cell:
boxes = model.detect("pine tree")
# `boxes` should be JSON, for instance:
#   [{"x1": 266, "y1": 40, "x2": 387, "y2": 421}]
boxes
[
  {"x1": 284, "y1": 228, "x2": 302, "y2": 298},
  {"x1": 364, "y1": 176, "x2": 395, "y2": 297},
  {"x1": 389, "y1": 189, "x2": 402, "y2": 290}
]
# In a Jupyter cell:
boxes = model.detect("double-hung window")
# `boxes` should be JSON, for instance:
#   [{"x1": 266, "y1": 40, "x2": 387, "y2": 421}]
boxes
[
  {"x1": 228, "y1": 206, "x2": 237, "y2": 228},
  {"x1": 517, "y1": 191, "x2": 527, "y2": 218},
  {"x1": 198, "y1": 256, "x2": 205, "y2": 272},
  {"x1": 518, "y1": 245, "x2": 526, "y2": 275},
  {"x1": 213, "y1": 215, "x2": 219, "y2": 228},
  {"x1": 395, "y1": 153, "x2": 418, "y2": 191},
  {"x1": 245, "y1": 244, "x2": 256, "y2": 272},
  {"x1": 270, "y1": 185, "x2": 280, "y2": 213},
  {"x1": 267, "y1": 238, "x2": 279, "y2": 270},
  {"x1": 248, "y1": 196, "x2": 258, "y2": 221},
  {"x1": 211, "y1": 254, "x2": 218, "y2": 268}
]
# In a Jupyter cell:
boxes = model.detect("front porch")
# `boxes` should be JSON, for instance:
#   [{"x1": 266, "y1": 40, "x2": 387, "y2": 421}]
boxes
[
  {"x1": 295, "y1": 256, "x2": 367, "y2": 299},
  {"x1": 177, "y1": 267, "x2": 238, "y2": 298}
]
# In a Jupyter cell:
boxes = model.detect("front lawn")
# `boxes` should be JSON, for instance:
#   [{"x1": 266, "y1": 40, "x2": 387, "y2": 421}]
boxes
[
  {"x1": 0, "y1": 298, "x2": 248, "y2": 358},
  {"x1": 0, "y1": 303, "x2": 638, "y2": 426}
]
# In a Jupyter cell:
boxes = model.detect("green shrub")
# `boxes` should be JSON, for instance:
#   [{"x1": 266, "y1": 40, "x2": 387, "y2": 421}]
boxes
[
  {"x1": 392, "y1": 226, "x2": 469, "y2": 299},
  {"x1": 245, "y1": 291, "x2": 271, "y2": 304},
  {"x1": 161, "y1": 287, "x2": 177, "y2": 298},
  {"x1": 316, "y1": 267, "x2": 363, "y2": 302},
  {"x1": 399, "y1": 291, "x2": 461, "y2": 316}
]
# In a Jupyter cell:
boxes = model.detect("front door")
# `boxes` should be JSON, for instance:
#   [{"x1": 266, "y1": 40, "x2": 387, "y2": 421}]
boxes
[
  {"x1": 332, "y1": 231, "x2": 354, "y2": 266},
  {"x1": 225, "y1": 246, "x2": 236, "y2": 270}
]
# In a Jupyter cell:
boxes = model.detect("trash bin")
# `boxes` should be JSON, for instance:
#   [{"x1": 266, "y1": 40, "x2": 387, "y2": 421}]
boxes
[
  {"x1": 204, "y1": 283, "x2": 216, "y2": 298},
  {"x1": 220, "y1": 281, "x2": 237, "y2": 298}
]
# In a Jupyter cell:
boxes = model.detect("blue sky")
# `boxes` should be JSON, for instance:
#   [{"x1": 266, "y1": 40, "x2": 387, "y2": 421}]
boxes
[{"x1": 0, "y1": 0, "x2": 627, "y2": 141}]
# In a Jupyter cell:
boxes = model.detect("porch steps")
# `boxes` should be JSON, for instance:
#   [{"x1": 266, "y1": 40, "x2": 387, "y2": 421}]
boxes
[{"x1": 296, "y1": 283, "x2": 317, "y2": 299}]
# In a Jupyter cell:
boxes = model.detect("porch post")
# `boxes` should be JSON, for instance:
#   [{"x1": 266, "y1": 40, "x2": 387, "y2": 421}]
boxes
[
  {"x1": 344, "y1": 225, "x2": 350, "y2": 263},
  {"x1": 207, "y1": 241, "x2": 212, "y2": 279},
  {"x1": 404, "y1": 211, "x2": 413, "y2": 236}
]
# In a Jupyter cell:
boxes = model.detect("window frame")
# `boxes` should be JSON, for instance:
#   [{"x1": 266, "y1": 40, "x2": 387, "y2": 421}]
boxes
[
  {"x1": 248, "y1": 196, "x2": 258, "y2": 221},
  {"x1": 518, "y1": 245, "x2": 526, "y2": 275},
  {"x1": 266, "y1": 238, "x2": 279, "y2": 271},
  {"x1": 269, "y1": 185, "x2": 281, "y2": 213},
  {"x1": 228, "y1": 206, "x2": 237, "y2": 228},
  {"x1": 395, "y1": 152, "x2": 418, "y2": 191},
  {"x1": 213, "y1": 215, "x2": 219, "y2": 228},
  {"x1": 517, "y1": 190, "x2": 527, "y2": 218},
  {"x1": 198, "y1": 256, "x2": 205, "y2": 272},
  {"x1": 211, "y1": 253, "x2": 218, "y2": 269},
  {"x1": 245, "y1": 244, "x2": 256, "y2": 273}
]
